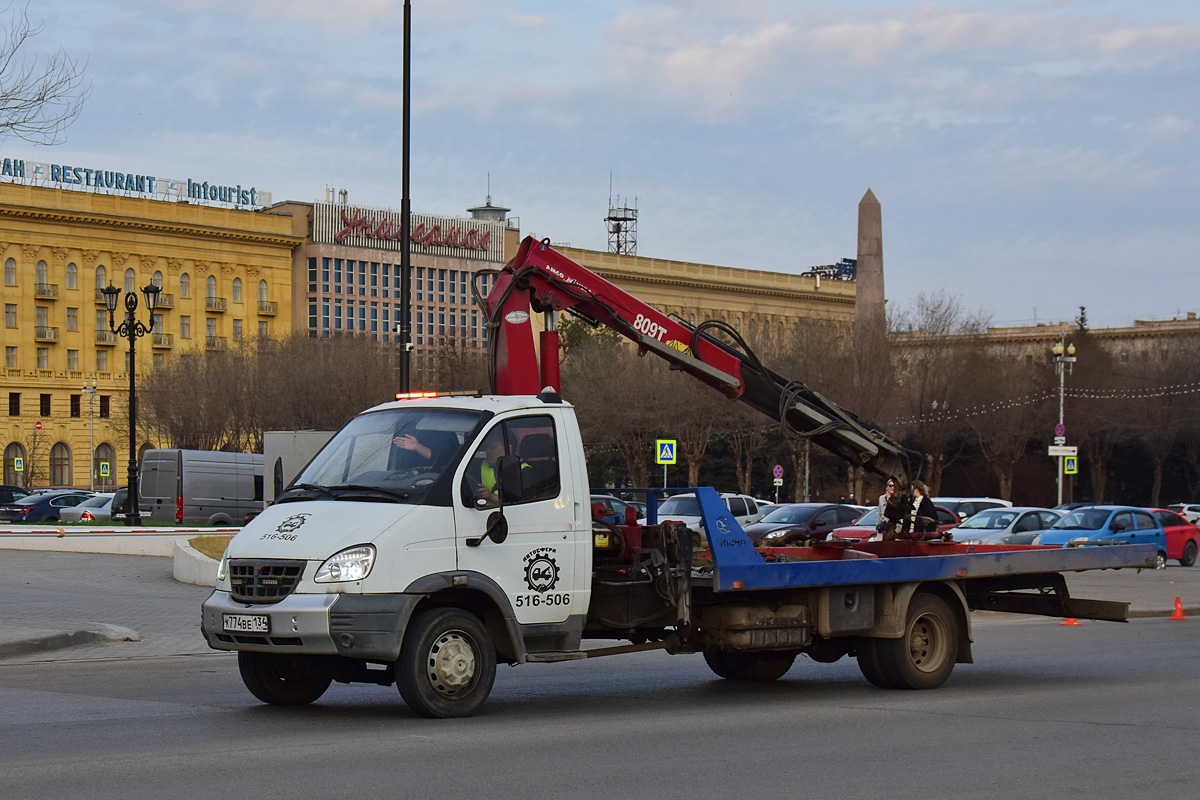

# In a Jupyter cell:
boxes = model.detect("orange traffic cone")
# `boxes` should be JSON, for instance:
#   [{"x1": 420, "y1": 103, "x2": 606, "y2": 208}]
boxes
[
  {"x1": 1061, "y1": 617, "x2": 1082, "y2": 626},
  {"x1": 1170, "y1": 597, "x2": 1187, "y2": 621}
]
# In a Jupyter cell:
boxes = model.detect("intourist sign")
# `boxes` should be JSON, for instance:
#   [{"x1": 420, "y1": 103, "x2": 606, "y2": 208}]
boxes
[
  {"x1": 311, "y1": 202, "x2": 505, "y2": 261},
  {"x1": 0, "y1": 157, "x2": 270, "y2": 209}
]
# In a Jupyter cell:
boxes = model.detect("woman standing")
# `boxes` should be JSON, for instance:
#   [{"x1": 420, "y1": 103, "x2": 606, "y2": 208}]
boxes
[{"x1": 905, "y1": 480, "x2": 940, "y2": 541}]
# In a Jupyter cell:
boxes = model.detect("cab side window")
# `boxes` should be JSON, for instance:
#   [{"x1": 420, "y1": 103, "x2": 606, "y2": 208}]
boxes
[{"x1": 461, "y1": 415, "x2": 559, "y2": 509}]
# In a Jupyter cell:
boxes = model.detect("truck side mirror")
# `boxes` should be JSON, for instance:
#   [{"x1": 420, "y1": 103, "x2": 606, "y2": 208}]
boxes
[{"x1": 498, "y1": 455, "x2": 524, "y2": 503}]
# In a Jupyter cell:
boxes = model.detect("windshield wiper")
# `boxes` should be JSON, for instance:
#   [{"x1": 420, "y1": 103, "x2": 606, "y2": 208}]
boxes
[
  {"x1": 328, "y1": 484, "x2": 414, "y2": 502},
  {"x1": 278, "y1": 483, "x2": 339, "y2": 502}
]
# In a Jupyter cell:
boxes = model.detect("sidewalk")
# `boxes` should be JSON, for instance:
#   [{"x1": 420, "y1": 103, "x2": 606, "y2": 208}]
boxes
[{"x1": 0, "y1": 550, "x2": 1197, "y2": 662}]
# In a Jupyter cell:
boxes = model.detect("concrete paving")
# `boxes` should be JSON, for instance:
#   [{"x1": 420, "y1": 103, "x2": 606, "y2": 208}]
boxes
[{"x1": 0, "y1": 549, "x2": 1197, "y2": 663}]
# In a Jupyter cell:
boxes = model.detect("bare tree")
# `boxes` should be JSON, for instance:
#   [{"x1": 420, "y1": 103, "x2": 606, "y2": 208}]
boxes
[
  {"x1": 0, "y1": 4, "x2": 90, "y2": 145},
  {"x1": 967, "y1": 352, "x2": 1051, "y2": 500}
]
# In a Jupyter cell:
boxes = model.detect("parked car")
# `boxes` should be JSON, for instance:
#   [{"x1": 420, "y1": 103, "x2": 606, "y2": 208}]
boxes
[
  {"x1": 0, "y1": 485, "x2": 29, "y2": 505},
  {"x1": 58, "y1": 492, "x2": 116, "y2": 523},
  {"x1": 932, "y1": 497, "x2": 1013, "y2": 521},
  {"x1": 1150, "y1": 508, "x2": 1199, "y2": 567},
  {"x1": 949, "y1": 507, "x2": 1064, "y2": 545},
  {"x1": 649, "y1": 492, "x2": 764, "y2": 533},
  {"x1": 1033, "y1": 506, "x2": 1167, "y2": 569},
  {"x1": 828, "y1": 505, "x2": 959, "y2": 543},
  {"x1": 0, "y1": 489, "x2": 94, "y2": 523},
  {"x1": 1166, "y1": 503, "x2": 1200, "y2": 524},
  {"x1": 744, "y1": 503, "x2": 865, "y2": 546}
]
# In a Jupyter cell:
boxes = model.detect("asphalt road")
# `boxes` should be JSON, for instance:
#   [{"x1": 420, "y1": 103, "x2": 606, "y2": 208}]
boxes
[{"x1": 1, "y1": 616, "x2": 1197, "y2": 800}]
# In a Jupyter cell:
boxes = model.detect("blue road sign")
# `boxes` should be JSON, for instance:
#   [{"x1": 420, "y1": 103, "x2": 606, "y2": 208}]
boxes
[{"x1": 656, "y1": 439, "x2": 677, "y2": 465}]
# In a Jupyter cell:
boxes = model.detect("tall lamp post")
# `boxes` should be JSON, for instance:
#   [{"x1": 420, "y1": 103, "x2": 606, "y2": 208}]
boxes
[
  {"x1": 1051, "y1": 336, "x2": 1077, "y2": 506},
  {"x1": 102, "y1": 281, "x2": 161, "y2": 526},
  {"x1": 81, "y1": 375, "x2": 97, "y2": 491}
]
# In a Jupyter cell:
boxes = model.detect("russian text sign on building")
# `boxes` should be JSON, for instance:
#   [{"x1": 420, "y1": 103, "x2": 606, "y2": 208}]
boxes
[{"x1": 311, "y1": 202, "x2": 506, "y2": 261}]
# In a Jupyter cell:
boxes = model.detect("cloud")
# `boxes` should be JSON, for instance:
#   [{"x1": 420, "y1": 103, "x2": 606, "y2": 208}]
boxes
[{"x1": 1135, "y1": 114, "x2": 1195, "y2": 141}]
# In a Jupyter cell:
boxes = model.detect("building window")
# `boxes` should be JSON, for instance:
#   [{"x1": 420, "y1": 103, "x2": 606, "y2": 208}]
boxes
[
  {"x1": 258, "y1": 321, "x2": 269, "y2": 340},
  {"x1": 8, "y1": 392, "x2": 19, "y2": 416},
  {"x1": 67, "y1": 349, "x2": 78, "y2": 370},
  {"x1": 124, "y1": 268, "x2": 135, "y2": 293},
  {"x1": 95, "y1": 264, "x2": 106, "y2": 289},
  {"x1": 67, "y1": 307, "x2": 78, "y2": 331},
  {"x1": 233, "y1": 318, "x2": 243, "y2": 341},
  {"x1": 308, "y1": 257, "x2": 317, "y2": 292},
  {"x1": 152, "y1": 270, "x2": 163, "y2": 288},
  {"x1": 258, "y1": 279, "x2": 268, "y2": 303},
  {"x1": 96, "y1": 350, "x2": 108, "y2": 373},
  {"x1": 4, "y1": 257, "x2": 15, "y2": 286},
  {"x1": 4, "y1": 304, "x2": 15, "y2": 327},
  {"x1": 4, "y1": 442, "x2": 26, "y2": 486},
  {"x1": 153, "y1": 352, "x2": 164, "y2": 370},
  {"x1": 206, "y1": 274, "x2": 216, "y2": 299},
  {"x1": 151, "y1": 314, "x2": 163, "y2": 334},
  {"x1": 36, "y1": 306, "x2": 48, "y2": 328},
  {"x1": 36, "y1": 260, "x2": 47, "y2": 285},
  {"x1": 66, "y1": 262, "x2": 77, "y2": 289},
  {"x1": 95, "y1": 443, "x2": 115, "y2": 488},
  {"x1": 50, "y1": 442, "x2": 70, "y2": 486},
  {"x1": 36, "y1": 348, "x2": 48, "y2": 369},
  {"x1": 232, "y1": 277, "x2": 242, "y2": 303},
  {"x1": 180, "y1": 272, "x2": 190, "y2": 298},
  {"x1": 180, "y1": 315, "x2": 191, "y2": 339},
  {"x1": 4, "y1": 346, "x2": 14, "y2": 368},
  {"x1": 206, "y1": 317, "x2": 216, "y2": 337},
  {"x1": 40, "y1": 393, "x2": 51, "y2": 416},
  {"x1": 71, "y1": 394, "x2": 81, "y2": 417},
  {"x1": 333, "y1": 258, "x2": 341, "y2": 291},
  {"x1": 99, "y1": 395, "x2": 110, "y2": 418}
]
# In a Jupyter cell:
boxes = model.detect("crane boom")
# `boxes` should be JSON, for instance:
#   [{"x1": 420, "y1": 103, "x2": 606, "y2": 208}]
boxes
[{"x1": 479, "y1": 236, "x2": 908, "y2": 482}]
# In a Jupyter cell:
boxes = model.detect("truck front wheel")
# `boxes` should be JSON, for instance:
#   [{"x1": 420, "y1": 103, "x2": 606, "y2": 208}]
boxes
[
  {"x1": 703, "y1": 649, "x2": 796, "y2": 681},
  {"x1": 238, "y1": 652, "x2": 332, "y2": 705},
  {"x1": 396, "y1": 608, "x2": 496, "y2": 718},
  {"x1": 875, "y1": 593, "x2": 959, "y2": 690}
]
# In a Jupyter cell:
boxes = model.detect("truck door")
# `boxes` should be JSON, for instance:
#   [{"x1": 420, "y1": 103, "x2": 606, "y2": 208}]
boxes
[{"x1": 453, "y1": 413, "x2": 582, "y2": 626}]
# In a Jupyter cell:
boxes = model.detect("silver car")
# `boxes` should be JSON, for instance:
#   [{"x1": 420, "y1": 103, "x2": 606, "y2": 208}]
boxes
[
  {"x1": 950, "y1": 507, "x2": 1064, "y2": 545},
  {"x1": 58, "y1": 492, "x2": 116, "y2": 523}
]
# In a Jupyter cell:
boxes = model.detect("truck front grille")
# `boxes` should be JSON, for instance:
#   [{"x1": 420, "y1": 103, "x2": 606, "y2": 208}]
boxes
[{"x1": 228, "y1": 560, "x2": 306, "y2": 604}]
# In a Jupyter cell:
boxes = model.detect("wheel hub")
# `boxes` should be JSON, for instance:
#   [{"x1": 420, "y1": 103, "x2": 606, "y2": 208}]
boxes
[
  {"x1": 908, "y1": 616, "x2": 945, "y2": 672},
  {"x1": 427, "y1": 631, "x2": 477, "y2": 695}
]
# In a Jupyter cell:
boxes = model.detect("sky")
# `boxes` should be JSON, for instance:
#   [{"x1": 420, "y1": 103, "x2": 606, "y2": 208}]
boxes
[{"x1": 5, "y1": 0, "x2": 1198, "y2": 329}]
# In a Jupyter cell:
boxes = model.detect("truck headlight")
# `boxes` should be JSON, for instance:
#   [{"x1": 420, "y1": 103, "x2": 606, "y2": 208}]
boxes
[{"x1": 314, "y1": 544, "x2": 376, "y2": 583}]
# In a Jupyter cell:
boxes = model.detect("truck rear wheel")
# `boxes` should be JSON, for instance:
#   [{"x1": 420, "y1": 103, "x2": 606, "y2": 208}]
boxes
[
  {"x1": 396, "y1": 608, "x2": 496, "y2": 718},
  {"x1": 854, "y1": 638, "x2": 895, "y2": 688},
  {"x1": 875, "y1": 593, "x2": 958, "y2": 690},
  {"x1": 703, "y1": 649, "x2": 796, "y2": 681},
  {"x1": 238, "y1": 652, "x2": 332, "y2": 705}
]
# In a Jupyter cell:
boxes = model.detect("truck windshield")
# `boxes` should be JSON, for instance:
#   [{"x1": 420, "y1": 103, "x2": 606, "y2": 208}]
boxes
[{"x1": 288, "y1": 407, "x2": 483, "y2": 502}]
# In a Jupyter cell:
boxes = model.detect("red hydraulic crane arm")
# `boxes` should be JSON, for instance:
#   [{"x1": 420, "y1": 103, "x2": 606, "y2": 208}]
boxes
[{"x1": 479, "y1": 236, "x2": 909, "y2": 482}]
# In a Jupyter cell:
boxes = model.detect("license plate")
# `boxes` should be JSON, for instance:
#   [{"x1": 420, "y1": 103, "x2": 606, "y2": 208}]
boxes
[{"x1": 223, "y1": 614, "x2": 269, "y2": 634}]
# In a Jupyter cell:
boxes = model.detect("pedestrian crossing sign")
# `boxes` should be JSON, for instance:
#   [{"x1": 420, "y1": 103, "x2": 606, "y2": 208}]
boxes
[
  {"x1": 1064, "y1": 456, "x2": 1077, "y2": 475},
  {"x1": 13, "y1": 457, "x2": 22, "y2": 472},
  {"x1": 100, "y1": 461, "x2": 110, "y2": 478},
  {"x1": 656, "y1": 439, "x2": 677, "y2": 465}
]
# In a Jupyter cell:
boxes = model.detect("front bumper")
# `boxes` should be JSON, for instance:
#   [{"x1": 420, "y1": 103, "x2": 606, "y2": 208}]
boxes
[{"x1": 201, "y1": 590, "x2": 423, "y2": 661}]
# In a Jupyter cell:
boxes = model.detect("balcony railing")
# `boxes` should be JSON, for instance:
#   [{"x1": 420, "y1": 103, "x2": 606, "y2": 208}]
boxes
[
  {"x1": 34, "y1": 283, "x2": 59, "y2": 299},
  {"x1": 205, "y1": 296, "x2": 227, "y2": 311},
  {"x1": 205, "y1": 335, "x2": 227, "y2": 350},
  {"x1": 152, "y1": 333, "x2": 174, "y2": 348},
  {"x1": 95, "y1": 330, "x2": 116, "y2": 345},
  {"x1": 95, "y1": 288, "x2": 108, "y2": 304},
  {"x1": 257, "y1": 300, "x2": 277, "y2": 315},
  {"x1": 156, "y1": 293, "x2": 174, "y2": 308},
  {"x1": 34, "y1": 326, "x2": 59, "y2": 341}
]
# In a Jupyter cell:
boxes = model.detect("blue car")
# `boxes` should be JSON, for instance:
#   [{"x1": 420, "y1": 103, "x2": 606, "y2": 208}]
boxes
[{"x1": 1033, "y1": 505, "x2": 1167, "y2": 569}]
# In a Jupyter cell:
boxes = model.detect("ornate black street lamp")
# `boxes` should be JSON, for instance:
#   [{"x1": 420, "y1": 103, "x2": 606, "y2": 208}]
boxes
[{"x1": 102, "y1": 281, "x2": 161, "y2": 526}]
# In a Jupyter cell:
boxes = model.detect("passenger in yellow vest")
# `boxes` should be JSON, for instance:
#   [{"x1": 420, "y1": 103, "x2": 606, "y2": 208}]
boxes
[{"x1": 473, "y1": 430, "x2": 530, "y2": 506}]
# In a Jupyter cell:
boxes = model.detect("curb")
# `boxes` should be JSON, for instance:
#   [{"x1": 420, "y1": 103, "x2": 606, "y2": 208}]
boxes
[{"x1": 0, "y1": 623, "x2": 140, "y2": 660}]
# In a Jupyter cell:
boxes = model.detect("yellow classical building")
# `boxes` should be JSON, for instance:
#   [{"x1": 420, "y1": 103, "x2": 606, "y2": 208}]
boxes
[{"x1": 1, "y1": 180, "x2": 300, "y2": 489}]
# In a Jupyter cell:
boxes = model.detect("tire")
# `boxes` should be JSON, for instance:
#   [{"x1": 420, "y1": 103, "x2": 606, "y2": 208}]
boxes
[
  {"x1": 238, "y1": 652, "x2": 332, "y2": 705},
  {"x1": 1155, "y1": 551, "x2": 1167, "y2": 570},
  {"x1": 396, "y1": 608, "x2": 496, "y2": 718},
  {"x1": 703, "y1": 649, "x2": 796, "y2": 681},
  {"x1": 875, "y1": 593, "x2": 959, "y2": 690},
  {"x1": 855, "y1": 637, "x2": 895, "y2": 688},
  {"x1": 1180, "y1": 540, "x2": 1198, "y2": 568}
]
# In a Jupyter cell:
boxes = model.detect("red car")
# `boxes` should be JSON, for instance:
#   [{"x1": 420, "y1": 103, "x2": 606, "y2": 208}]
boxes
[
  {"x1": 1150, "y1": 509, "x2": 1199, "y2": 567},
  {"x1": 829, "y1": 505, "x2": 959, "y2": 543}
]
